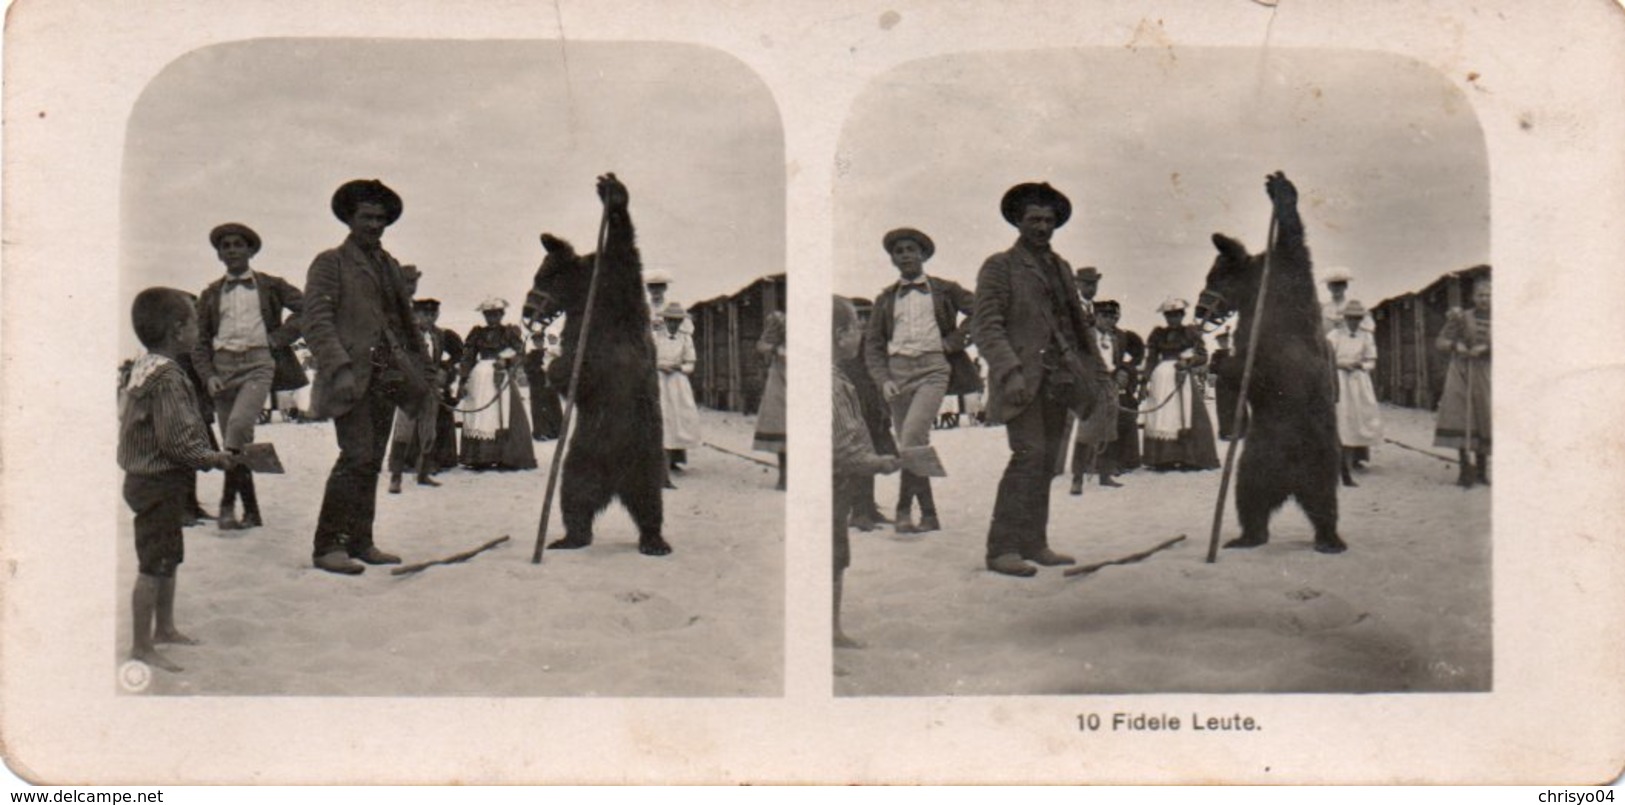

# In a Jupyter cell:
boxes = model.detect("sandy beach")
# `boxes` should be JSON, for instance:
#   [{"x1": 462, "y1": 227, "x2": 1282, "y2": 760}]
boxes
[
  {"x1": 838, "y1": 401, "x2": 1491, "y2": 695},
  {"x1": 116, "y1": 406, "x2": 783, "y2": 697}
]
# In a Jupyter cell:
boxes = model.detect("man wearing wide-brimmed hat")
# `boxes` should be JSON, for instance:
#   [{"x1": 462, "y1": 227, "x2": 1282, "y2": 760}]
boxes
[
  {"x1": 863, "y1": 226, "x2": 975, "y2": 535},
  {"x1": 302, "y1": 178, "x2": 426, "y2": 575},
  {"x1": 969, "y1": 182, "x2": 1105, "y2": 577},
  {"x1": 415, "y1": 297, "x2": 465, "y2": 472},
  {"x1": 193, "y1": 222, "x2": 305, "y2": 533},
  {"x1": 1064, "y1": 265, "x2": 1122, "y2": 495},
  {"x1": 386, "y1": 296, "x2": 457, "y2": 494}
]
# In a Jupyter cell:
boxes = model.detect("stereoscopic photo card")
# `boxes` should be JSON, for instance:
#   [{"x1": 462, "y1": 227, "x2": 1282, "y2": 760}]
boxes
[{"x1": 2, "y1": 0, "x2": 1621, "y2": 786}]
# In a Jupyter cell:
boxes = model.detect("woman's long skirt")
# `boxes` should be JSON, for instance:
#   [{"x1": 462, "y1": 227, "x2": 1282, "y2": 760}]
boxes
[
  {"x1": 752, "y1": 357, "x2": 787, "y2": 454},
  {"x1": 1433, "y1": 356, "x2": 1490, "y2": 453},
  {"x1": 1141, "y1": 363, "x2": 1219, "y2": 470}
]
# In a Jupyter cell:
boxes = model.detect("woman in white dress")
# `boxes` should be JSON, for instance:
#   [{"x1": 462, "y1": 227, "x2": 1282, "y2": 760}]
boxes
[
  {"x1": 1327, "y1": 300, "x2": 1382, "y2": 487},
  {"x1": 655, "y1": 302, "x2": 702, "y2": 488}
]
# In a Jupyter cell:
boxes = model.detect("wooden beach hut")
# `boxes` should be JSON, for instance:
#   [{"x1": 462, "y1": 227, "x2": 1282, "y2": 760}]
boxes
[
  {"x1": 1371, "y1": 264, "x2": 1491, "y2": 410},
  {"x1": 689, "y1": 273, "x2": 787, "y2": 413}
]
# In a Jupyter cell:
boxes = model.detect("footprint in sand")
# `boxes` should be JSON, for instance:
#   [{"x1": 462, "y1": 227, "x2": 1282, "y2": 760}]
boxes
[
  {"x1": 1274, "y1": 588, "x2": 1368, "y2": 635},
  {"x1": 614, "y1": 590, "x2": 696, "y2": 633}
]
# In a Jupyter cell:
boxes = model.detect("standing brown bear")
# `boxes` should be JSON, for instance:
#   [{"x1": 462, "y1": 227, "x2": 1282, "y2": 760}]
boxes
[
  {"x1": 522, "y1": 174, "x2": 672, "y2": 556},
  {"x1": 1195, "y1": 171, "x2": 1346, "y2": 554}
]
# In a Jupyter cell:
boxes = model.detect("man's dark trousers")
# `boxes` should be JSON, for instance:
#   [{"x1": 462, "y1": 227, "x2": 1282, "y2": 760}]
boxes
[
  {"x1": 986, "y1": 375, "x2": 1069, "y2": 561},
  {"x1": 313, "y1": 368, "x2": 396, "y2": 560}
]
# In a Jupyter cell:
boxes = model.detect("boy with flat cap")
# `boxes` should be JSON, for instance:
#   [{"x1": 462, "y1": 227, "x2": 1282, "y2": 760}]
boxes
[
  {"x1": 193, "y1": 222, "x2": 304, "y2": 532},
  {"x1": 864, "y1": 227, "x2": 975, "y2": 534},
  {"x1": 302, "y1": 179, "x2": 428, "y2": 575},
  {"x1": 970, "y1": 182, "x2": 1106, "y2": 578}
]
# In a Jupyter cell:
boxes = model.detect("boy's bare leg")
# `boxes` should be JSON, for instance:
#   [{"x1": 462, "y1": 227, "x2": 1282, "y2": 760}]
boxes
[
  {"x1": 833, "y1": 572, "x2": 864, "y2": 649},
  {"x1": 152, "y1": 575, "x2": 198, "y2": 646},
  {"x1": 131, "y1": 575, "x2": 183, "y2": 672}
]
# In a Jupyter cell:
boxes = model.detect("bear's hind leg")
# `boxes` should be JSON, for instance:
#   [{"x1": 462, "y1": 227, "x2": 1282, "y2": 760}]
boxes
[
  {"x1": 1226, "y1": 484, "x2": 1284, "y2": 549},
  {"x1": 619, "y1": 447, "x2": 671, "y2": 557},
  {"x1": 1224, "y1": 446, "x2": 1286, "y2": 549},
  {"x1": 550, "y1": 449, "x2": 615, "y2": 550},
  {"x1": 1298, "y1": 484, "x2": 1346, "y2": 555},
  {"x1": 1298, "y1": 431, "x2": 1347, "y2": 554}
]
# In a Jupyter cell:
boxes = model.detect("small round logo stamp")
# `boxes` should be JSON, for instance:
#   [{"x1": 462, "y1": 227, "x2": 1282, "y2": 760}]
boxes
[{"x1": 118, "y1": 659, "x2": 152, "y2": 693}]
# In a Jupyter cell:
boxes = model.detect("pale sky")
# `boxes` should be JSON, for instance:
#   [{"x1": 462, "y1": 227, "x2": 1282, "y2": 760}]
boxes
[
  {"x1": 120, "y1": 39, "x2": 784, "y2": 349},
  {"x1": 834, "y1": 47, "x2": 1489, "y2": 339}
]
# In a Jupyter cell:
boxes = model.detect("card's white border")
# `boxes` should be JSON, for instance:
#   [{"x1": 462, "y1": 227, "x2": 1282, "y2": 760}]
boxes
[{"x1": 3, "y1": 0, "x2": 1623, "y2": 785}]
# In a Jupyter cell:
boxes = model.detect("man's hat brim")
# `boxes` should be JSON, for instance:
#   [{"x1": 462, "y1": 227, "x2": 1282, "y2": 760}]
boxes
[
  {"x1": 209, "y1": 223, "x2": 262, "y2": 254},
  {"x1": 331, "y1": 179, "x2": 403, "y2": 225},
  {"x1": 1000, "y1": 182, "x2": 1072, "y2": 227},
  {"x1": 882, "y1": 227, "x2": 935, "y2": 259}
]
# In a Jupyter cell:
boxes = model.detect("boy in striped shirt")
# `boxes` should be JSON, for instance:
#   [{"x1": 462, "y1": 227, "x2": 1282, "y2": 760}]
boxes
[{"x1": 119, "y1": 288, "x2": 235, "y2": 672}]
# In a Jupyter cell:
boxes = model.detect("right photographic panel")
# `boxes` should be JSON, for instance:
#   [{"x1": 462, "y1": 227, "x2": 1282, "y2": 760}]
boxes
[{"x1": 831, "y1": 47, "x2": 1490, "y2": 696}]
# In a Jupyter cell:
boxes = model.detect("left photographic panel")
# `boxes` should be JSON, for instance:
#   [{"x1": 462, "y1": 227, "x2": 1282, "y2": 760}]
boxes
[{"x1": 116, "y1": 39, "x2": 786, "y2": 696}]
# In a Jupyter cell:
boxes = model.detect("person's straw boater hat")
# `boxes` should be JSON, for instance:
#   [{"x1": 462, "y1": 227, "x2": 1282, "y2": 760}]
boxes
[
  {"x1": 659, "y1": 302, "x2": 688, "y2": 320},
  {"x1": 476, "y1": 297, "x2": 509, "y2": 312},
  {"x1": 1342, "y1": 300, "x2": 1368, "y2": 318},
  {"x1": 1075, "y1": 266, "x2": 1102, "y2": 281},
  {"x1": 1157, "y1": 297, "x2": 1189, "y2": 314},
  {"x1": 412, "y1": 298, "x2": 440, "y2": 311},
  {"x1": 209, "y1": 223, "x2": 262, "y2": 255},
  {"x1": 330, "y1": 179, "x2": 403, "y2": 225},
  {"x1": 644, "y1": 268, "x2": 674, "y2": 285},
  {"x1": 882, "y1": 227, "x2": 935, "y2": 259},
  {"x1": 1323, "y1": 266, "x2": 1352, "y2": 284},
  {"x1": 1094, "y1": 299, "x2": 1120, "y2": 315},
  {"x1": 1000, "y1": 182, "x2": 1072, "y2": 227}
]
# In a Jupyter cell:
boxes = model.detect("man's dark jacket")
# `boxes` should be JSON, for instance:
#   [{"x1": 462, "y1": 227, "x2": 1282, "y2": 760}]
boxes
[
  {"x1": 302, "y1": 237, "x2": 426, "y2": 419},
  {"x1": 970, "y1": 241, "x2": 1104, "y2": 424}
]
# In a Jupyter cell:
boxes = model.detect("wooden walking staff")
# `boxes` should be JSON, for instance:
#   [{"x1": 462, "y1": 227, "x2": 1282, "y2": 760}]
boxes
[
  {"x1": 1206, "y1": 213, "x2": 1278, "y2": 564},
  {"x1": 531, "y1": 196, "x2": 613, "y2": 564}
]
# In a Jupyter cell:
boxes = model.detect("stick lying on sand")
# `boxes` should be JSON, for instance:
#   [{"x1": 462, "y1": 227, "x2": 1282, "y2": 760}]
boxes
[
  {"x1": 702, "y1": 441, "x2": 777, "y2": 468},
  {"x1": 1064, "y1": 535, "x2": 1187, "y2": 579},
  {"x1": 391, "y1": 536, "x2": 511, "y2": 577},
  {"x1": 1382, "y1": 438, "x2": 1458, "y2": 464}
]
